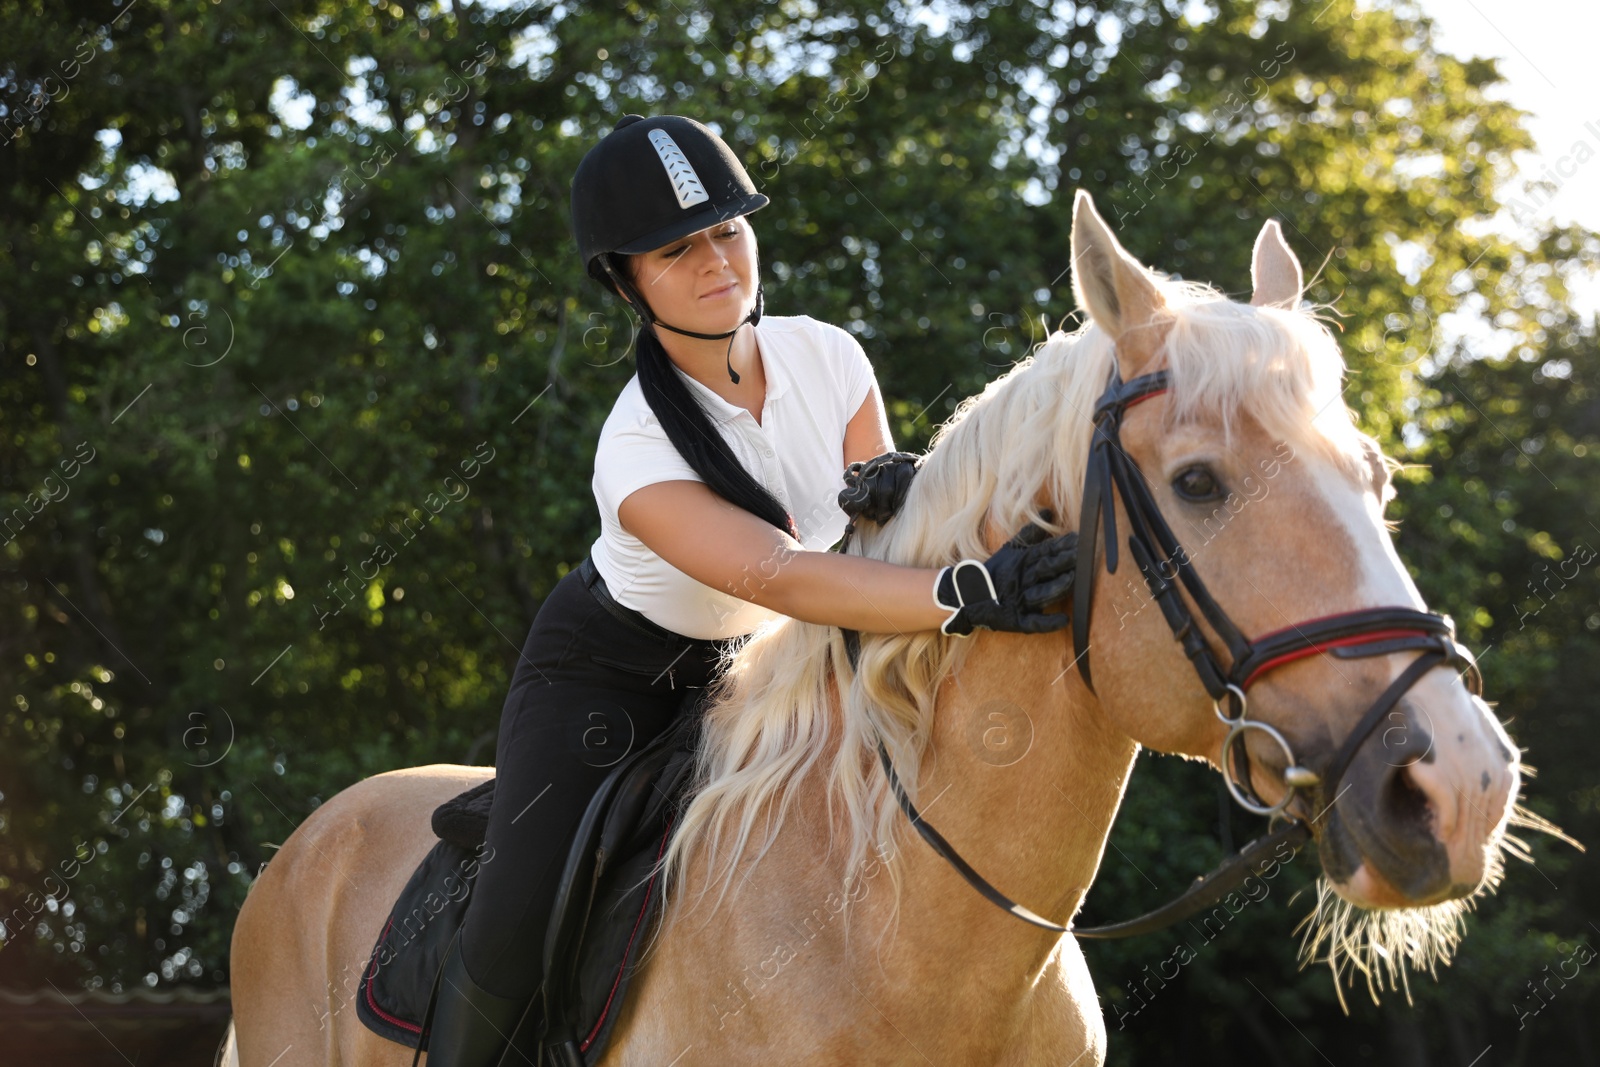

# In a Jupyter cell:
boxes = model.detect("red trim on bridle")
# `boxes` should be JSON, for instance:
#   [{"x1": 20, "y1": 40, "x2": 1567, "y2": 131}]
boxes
[
  {"x1": 1123, "y1": 387, "x2": 1168, "y2": 410},
  {"x1": 1238, "y1": 627, "x2": 1435, "y2": 689}
]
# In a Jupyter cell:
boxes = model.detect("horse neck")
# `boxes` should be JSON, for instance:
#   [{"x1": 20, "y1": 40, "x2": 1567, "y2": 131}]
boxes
[
  {"x1": 646, "y1": 632, "x2": 1139, "y2": 1053},
  {"x1": 885, "y1": 632, "x2": 1139, "y2": 972}
]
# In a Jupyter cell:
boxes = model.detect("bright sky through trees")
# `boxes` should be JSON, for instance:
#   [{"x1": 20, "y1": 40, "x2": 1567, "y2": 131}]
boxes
[{"x1": 1420, "y1": 0, "x2": 1600, "y2": 314}]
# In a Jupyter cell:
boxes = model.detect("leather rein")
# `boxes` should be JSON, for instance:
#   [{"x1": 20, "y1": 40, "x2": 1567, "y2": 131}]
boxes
[{"x1": 837, "y1": 367, "x2": 1482, "y2": 939}]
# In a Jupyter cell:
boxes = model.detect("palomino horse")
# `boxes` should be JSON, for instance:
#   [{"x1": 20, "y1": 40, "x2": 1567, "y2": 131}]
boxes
[{"x1": 224, "y1": 192, "x2": 1524, "y2": 1065}]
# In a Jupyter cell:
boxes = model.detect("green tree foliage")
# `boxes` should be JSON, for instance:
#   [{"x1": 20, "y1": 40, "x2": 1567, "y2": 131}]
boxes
[{"x1": 1, "y1": 0, "x2": 1594, "y2": 1059}]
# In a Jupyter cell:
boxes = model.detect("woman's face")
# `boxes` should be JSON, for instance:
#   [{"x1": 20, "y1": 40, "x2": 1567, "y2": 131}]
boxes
[{"x1": 623, "y1": 218, "x2": 758, "y2": 333}]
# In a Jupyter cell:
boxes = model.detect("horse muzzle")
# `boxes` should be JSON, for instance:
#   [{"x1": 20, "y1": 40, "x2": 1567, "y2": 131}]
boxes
[{"x1": 1314, "y1": 696, "x2": 1518, "y2": 908}]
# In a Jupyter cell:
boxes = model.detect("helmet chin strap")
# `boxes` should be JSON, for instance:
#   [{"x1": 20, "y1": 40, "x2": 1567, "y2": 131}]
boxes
[{"x1": 600, "y1": 256, "x2": 764, "y2": 384}]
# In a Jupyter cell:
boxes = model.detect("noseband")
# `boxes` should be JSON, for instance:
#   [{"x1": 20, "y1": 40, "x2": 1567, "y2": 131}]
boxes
[{"x1": 844, "y1": 365, "x2": 1483, "y2": 939}]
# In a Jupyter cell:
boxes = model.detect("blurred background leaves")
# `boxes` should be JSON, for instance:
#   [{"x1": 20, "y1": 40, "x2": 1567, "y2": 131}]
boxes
[{"x1": 1, "y1": 0, "x2": 1596, "y2": 1061}]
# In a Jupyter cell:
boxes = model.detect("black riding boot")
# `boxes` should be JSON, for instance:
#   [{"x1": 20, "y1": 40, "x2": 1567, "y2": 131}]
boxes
[{"x1": 420, "y1": 931, "x2": 537, "y2": 1067}]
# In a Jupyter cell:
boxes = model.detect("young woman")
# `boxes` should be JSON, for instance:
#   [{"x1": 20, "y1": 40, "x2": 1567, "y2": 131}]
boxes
[{"x1": 424, "y1": 114, "x2": 1077, "y2": 1066}]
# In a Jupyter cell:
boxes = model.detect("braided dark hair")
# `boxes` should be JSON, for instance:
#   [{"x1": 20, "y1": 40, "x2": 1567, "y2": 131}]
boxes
[{"x1": 613, "y1": 254, "x2": 797, "y2": 538}]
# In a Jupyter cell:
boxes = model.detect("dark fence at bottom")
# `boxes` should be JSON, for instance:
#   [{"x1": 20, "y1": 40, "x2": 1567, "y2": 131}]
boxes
[{"x1": 0, "y1": 986, "x2": 231, "y2": 1067}]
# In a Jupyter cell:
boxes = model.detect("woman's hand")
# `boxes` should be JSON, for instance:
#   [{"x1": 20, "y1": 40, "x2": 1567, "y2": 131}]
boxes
[{"x1": 933, "y1": 524, "x2": 1078, "y2": 636}]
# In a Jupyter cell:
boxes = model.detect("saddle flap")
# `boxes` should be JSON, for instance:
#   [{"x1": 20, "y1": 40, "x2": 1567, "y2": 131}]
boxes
[
  {"x1": 356, "y1": 836, "x2": 487, "y2": 1050},
  {"x1": 540, "y1": 698, "x2": 707, "y2": 1059},
  {"x1": 359, "y1": 700, "x2": 709, "y2": 1066}
]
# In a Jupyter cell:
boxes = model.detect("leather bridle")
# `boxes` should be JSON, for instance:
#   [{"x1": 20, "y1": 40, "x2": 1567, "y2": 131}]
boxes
[
  {"x1": 847, "y1": 364, "x2": 1483, "y2": 938},
  {"x1": 1073, "y1": 367, "x2": 1482, "y2": 823}
]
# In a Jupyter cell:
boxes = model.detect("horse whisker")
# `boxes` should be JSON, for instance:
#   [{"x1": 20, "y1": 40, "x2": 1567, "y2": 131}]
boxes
[
  {"x1": 1507, "y1": 800, "x2": 1583, "y2": 852},
  {"x1": 1295, "y1": 839, "x2": 1508, "y2": 1013}
]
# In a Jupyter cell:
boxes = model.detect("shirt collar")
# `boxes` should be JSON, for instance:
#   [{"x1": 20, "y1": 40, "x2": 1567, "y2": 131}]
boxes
[{"x1": 669, "y1": 322, "x2": 785, "y2": 423}]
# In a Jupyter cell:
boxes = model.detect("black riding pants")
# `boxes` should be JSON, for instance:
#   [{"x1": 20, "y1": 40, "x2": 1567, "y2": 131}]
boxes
[{"x1": 458, "y1": 559, "x2": 726, "y2": 1000}]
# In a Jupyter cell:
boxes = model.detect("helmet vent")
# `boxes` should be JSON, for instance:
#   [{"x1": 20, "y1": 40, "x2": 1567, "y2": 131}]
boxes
[{"x1": 646, "y1": 129, "x2": 710, "y2": 210}]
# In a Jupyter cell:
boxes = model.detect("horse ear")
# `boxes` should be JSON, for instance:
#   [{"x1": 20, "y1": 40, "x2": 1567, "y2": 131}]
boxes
[
  {"x1": 1070, "y1": 190, "x2": 1167, "y2": 375},
  {"x1": 1249, "y1": 220, "x2": 1303, "y2": 309}
]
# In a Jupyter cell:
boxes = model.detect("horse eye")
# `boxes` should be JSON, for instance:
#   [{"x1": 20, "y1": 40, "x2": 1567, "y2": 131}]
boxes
[{"x1": 1173, "y1": 465, "x2": 1223, "y2": 501}]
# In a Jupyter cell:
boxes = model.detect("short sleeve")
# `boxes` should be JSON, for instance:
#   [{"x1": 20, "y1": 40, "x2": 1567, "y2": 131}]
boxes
[
  {"x1": 593, "y1": 417, "x2": 702, "y2": 517},
  {"x1": 839, "y1": 331, "x2": 876, "y2": 421}
]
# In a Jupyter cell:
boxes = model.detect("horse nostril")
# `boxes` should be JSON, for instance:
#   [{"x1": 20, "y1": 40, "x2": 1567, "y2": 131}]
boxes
[
  {"x1": 1401, "y1": 755, "x2": 1465, "y2": 846},
  {"x1": 1379, "y1": 761, "x2": 1436, "y2": 842},
  {"x1": 1324, "y1": 745, "x2": 1456, "y2": 903}
]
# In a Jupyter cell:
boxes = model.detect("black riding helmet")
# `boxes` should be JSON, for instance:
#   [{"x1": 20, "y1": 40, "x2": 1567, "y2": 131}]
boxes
[{"x1": 570, "y1": 114, "x2": 770, "y2": 381}]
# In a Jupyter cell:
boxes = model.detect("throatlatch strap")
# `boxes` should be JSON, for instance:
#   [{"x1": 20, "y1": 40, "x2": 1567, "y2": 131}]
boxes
[{"x1": 1070, "y1": 442, "x2": 1106, "y2": 693}]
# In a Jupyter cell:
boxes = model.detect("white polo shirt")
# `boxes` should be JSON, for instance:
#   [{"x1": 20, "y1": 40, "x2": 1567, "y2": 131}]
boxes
[{"x1": 589, "y1": 314, "x2": 877, "y2": 640}]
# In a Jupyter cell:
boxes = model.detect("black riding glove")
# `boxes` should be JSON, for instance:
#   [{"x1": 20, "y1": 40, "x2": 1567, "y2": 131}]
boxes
[{"x1": 933, "y1": 523, "x2": 1078, "y2": 637}]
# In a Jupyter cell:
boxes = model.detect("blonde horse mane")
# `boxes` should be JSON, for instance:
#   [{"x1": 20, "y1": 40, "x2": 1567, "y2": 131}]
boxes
[{"x1": 655, "y1": 273, "x2": 1375, "y2": 938}]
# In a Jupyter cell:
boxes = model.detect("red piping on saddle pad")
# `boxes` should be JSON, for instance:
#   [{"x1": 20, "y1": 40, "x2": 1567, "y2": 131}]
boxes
[
  {"x1": 581, "y1": 813, "x2": 676, "y2": 1053},
  {"x1": 364, "y1": 917, "x2": 425, "y2": 1035}
]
